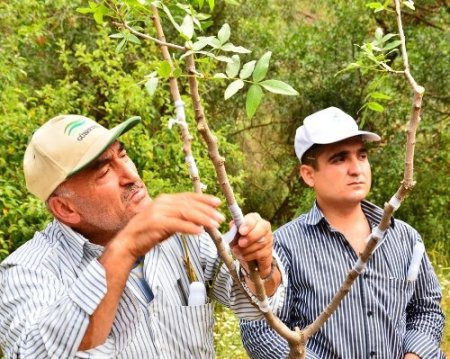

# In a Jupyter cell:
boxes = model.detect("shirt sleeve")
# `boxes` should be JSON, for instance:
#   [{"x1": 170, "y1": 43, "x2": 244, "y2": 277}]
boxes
[
  {"x1": 0, "y1": 259, "x2": 108, "y2": 358},
  {"x1": 240, "y1": 319, "x2": 289, "y2": 359},
  {"x1": 403, "y1": 244, "x2": 445, "y2": 358}
]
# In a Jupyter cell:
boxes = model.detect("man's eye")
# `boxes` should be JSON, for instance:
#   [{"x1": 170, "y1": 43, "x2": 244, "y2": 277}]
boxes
[
  {"x1": 120, "y1": 151, "x2": 128, "y2": 159},
  {"x1": 331, "y1": 156, "x2": 345, "y2": 163},
  {"x1": 98, "y1": 168, "x2": 110, "y2": 178}
]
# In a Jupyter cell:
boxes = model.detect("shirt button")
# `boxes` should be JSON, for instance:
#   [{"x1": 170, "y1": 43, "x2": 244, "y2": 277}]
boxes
[
  {"x1": 364, "y1": 273, "x2": 369, "y2": 279},
  {"x1": 367, "y1": 310, "x2": 373, "y2": 316},
  {"x1": 370, "y1": 351, "x2": 376, "y2": 356}
]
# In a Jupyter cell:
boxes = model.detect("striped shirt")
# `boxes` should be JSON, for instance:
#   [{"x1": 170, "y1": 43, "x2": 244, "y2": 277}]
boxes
[
  {"x1": 240, "y1": 201, "x2": 444, "y2": 359},
  {"x1": 0, "y1": 219, "x2": 285, "y2": 358}
]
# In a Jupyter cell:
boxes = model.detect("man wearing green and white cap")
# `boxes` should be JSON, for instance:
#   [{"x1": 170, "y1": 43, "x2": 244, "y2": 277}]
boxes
[
  {"x1": 241, "y1": 107, "x2": 444, "y2": 359},
  {"x1": 0, "y1": 115, "x2": 284, "y2": 358}
]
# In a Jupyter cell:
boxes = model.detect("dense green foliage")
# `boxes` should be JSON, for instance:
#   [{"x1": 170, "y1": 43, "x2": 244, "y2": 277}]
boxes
[{"x1": 0, "y1": 0, "x2": 448, "y2": 358}]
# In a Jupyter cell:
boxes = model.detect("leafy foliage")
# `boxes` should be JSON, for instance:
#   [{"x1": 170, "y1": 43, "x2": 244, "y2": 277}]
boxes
[
  {"x1": 0, "y1": 0, "x2": 448, "y2": 357},
  {"x1": 0, "y1": 0, "x2": 244, "y2": 262}
]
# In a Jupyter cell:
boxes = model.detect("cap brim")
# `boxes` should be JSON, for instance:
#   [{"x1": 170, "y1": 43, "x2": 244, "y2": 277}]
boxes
[
  {"x1": 314, "y1": 130, "x2": 381, "y2": 145},
  {"x1": 68, "y1": 116, "x2": 141, "y2": 176}
]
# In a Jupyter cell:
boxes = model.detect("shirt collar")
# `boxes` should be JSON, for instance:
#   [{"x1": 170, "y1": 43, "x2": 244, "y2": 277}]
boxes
[
  {"x1": 53, "y1": 219, "x2": 105, "y2": 266},
  {"x1": 304, "y1": 200, "x2": 395, "y2": 229}
]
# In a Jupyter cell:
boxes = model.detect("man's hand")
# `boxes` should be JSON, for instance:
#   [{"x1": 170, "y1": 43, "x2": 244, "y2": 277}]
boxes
[
  {"x1": 404, "y1": 353, "x2": 420, "y2": 359},
  {"x1": 118, "y1": 192, "x2": 224, "y2": 259},
  {"x1": 230, "y1": 213, "x2": 281, "y2": 296}
]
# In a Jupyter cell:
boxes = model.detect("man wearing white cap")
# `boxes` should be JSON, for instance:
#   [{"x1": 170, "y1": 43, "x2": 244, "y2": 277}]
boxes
[
  {"x1": 0, "y1": 115, "x2": 284, "y2": 358},
  {"x1": 241, "y1": 107, "x2": 444, "y2": 359}
]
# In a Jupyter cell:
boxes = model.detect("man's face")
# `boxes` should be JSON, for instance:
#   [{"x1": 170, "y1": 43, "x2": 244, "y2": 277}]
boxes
[
  {"x1": 300, "y1": 137, "x2": 371, "y2": 209},
  {"x1": 61, "y1": 141, "x2": 151, "y2": 240}
]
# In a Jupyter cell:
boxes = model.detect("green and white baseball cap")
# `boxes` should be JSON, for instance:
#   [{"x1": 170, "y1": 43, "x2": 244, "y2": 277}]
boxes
[{"x1": 24, "y1": 114, "x2": 141, "y2": 201}]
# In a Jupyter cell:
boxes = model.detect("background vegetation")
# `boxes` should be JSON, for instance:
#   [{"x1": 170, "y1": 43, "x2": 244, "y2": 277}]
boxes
[{"x1": 0, "y1": 0, "x2": 448, "y2": 358}]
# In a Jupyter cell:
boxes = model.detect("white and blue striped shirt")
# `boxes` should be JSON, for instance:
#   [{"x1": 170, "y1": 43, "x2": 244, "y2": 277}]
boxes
[
  {"x1": 0, "y1": 220, "x2": 286, "y2": 358},
  {"x1": 241, "y1": 201, "x2": 444, "y2": 359}
]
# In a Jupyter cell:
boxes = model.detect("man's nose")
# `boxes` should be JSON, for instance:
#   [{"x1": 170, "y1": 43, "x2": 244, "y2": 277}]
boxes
[
  {"x1": 348, "y1": 156, "x2": 362, "y2": 175},
  {"x1": 118, "y1": 160, "x2": 140, "y2": 184}
]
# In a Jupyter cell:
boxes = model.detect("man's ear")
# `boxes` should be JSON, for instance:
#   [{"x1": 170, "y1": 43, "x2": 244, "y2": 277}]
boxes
[
  {"x1": 300, "y1": 164, "x2": 315, "y2": 188},
  {"x1": 47, "y1": 196, "x2": 81, "y2": 225}
]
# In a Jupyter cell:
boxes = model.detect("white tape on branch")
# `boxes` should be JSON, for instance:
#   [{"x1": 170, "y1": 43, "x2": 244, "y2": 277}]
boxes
[
  {"x1": 174, "y1": 99, "x2": 186, "y2": 122},
  {"x1": 354, "y1": 258, "x2": 366, "y2": 274},
  {"x1": 371, "y1": 227, "x2": 385, "y2": 240},
  {"x1": 228, "y1": 203, "x2": 244, "y2": 227},
  {"x1": 388, "y1": 195, "x2": 402, "y2": 211},
  {"x1": 185, "y1": 155, "x2": 199, "y2": 178}
]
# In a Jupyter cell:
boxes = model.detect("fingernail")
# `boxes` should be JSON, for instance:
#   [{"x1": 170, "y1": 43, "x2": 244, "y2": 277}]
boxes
[
  {"x1": 210, "y1": 220, "x2": 221, "y2": 228},
  {"x1": 214, "y1": 212, "x2": 225, "y2": 223},
  {"x1": 239, "y1": 225, "x2": 248, "y2": 234},
  {"x1": 211, "y1": 197, "x2": 221, "y2": 205}
]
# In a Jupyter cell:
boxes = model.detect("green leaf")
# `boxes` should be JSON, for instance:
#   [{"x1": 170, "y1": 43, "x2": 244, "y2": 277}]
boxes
[
  {"x1": 224, "y1": 79, "x2": 244, "y2": 100},
  {"x1": 366, "y1": 2, "x2": 385, "y2": 11},
  {"x1": 214, "y1": 55, "x2": 233, "y2": 63},
  {"x1": 403, "y1": 1, "x2": 415, "y2": 10},
  {"x1": 161, "y1": 4, "x2": 181, "y2": 33},
  {"x1": 226, "y1": 55, "x2": 240, "y2": 77},
  {"x1": 76, "y1": 7, "x2": 93, "y2": 14},
  {"x1": 127, "y1": 34, "x2": 141, "y2": 45},
  {"x1": 246, "y1": 84, "x2": 264, "y2": 119},
  {"x1": 381, "y1": 33, "x2": 398, "y2": 43},
  {"x1": 239, "y1": 60, "x2": 256, "y2": 79},
  {"x1": 253, "y1": 51, "x2": 271, "y2": 82},
  {"x1": 207, "y1": 37, "x2": 221, "y2": 48},
  {"x1": 382, "y1": 40, "x2": 402, "y2": 51},
  {"x1": 109, "y1": 33, "x2": 125, "y2": 39},
  {"x1": 370, "y1": 92, "x2": 391, "y2": 100},
  {"x1": 259, "y1": 80, "x2": 298, "y2": 96},
  {"x1": 218, "y1": 23, "x2": 231, "y2": 44},
  {"x1": 145, "y1": 77, "x2": 159, "y2": 96},
  {"x1": 367, "y1": 101, "x2": 385, "y2": 112},
  {"x1": 92, "y1": 4, "x2": 110, "y2": 25},
  {"x1": 214, "y1": 73, "x2": 228, "y2": 79},
  {"x1": 221, "y1": 43, "x2": 251, "y2": 54},
  {"x1": 180, "y1": 15, "x2": 194, "y2": 40},
  {"x1": 158, "y1": 61, "x2": 172, "y2": 78},
  {"x1": 375, "y1": 28, "x2": 384, "y2": 41},
  {"x1": 208, "y1": 0, "x2": 215, "y2": 10},
  {"x1": 115, "y1": 39, "x2": 127, "y2": 53},
  {"x1": 192, "y1": 38, "x2": 209, "y2": 51},
  {"x1": 196, "y1": 36, "x2": 219, "y2": 48}
]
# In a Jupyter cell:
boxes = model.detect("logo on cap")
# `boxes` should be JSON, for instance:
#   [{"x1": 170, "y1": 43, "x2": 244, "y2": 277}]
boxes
[{"x1": 64, "y1": 119, "x2": 86, "y2": 136}]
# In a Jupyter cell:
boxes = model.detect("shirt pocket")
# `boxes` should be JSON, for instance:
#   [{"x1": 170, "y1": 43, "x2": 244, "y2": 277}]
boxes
[
  {"x1": 150, "y1": 299, "x2": 215, "y2": 359},
  {"x1": 384, "y1": 276, "x2": 415, "y2": 326}
]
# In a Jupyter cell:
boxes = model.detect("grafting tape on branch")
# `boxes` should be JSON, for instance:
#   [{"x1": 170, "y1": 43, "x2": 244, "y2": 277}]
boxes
[
  {"x1": 185, "y1": 154, "x2": 199, "y2": 178},
  {"x1": 174, "y1": 99, "x2": 186, "y2": 122},
  {"x1": 371, "y1": 227, "x2": 385, "y2": 240},
  {"x1": 353, "y1": 258, "x2": 367, "y2": 274},
  {"x1": 228, "y1": 202, "x2": 244, "y2": 227},
  {"x1": 168, "y1": 118, "x2": 187, "y2": 129},
  {"x1": 388, "y1": 195, "x2": 402, "y2": 211}
]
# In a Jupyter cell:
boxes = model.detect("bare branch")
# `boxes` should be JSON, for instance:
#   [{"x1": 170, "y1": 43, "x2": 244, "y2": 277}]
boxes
[{"x1": 115, "y1": 21, "x2": 186, "y2": 51}]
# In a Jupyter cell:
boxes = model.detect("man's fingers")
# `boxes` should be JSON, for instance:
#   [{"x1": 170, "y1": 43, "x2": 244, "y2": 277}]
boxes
[
  {"x1": 155, "y1": 193, "x2": 225, "y2": 228},
  {"x1": 238, "y1": 212, "x2": 261, "y2": 236}
]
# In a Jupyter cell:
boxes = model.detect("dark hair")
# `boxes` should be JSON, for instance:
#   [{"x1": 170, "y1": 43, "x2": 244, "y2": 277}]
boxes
[{"x1": 301, "y1": 144, "x2": 324, "y2": 170}]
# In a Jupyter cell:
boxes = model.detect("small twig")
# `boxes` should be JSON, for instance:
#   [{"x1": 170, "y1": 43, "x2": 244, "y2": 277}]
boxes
[{"x1": 115, "y1": 21, "x2": 186, "y2": 51}]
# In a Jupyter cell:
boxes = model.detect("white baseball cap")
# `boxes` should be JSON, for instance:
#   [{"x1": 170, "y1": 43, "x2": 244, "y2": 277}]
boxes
[
  {"x1": 24, "y1": 114, "x2": 141, "y2": 201},
  {"x1": 294, "y1": 107, "x2": 380, "y2": 162}
]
